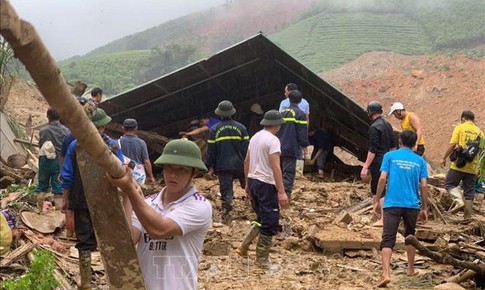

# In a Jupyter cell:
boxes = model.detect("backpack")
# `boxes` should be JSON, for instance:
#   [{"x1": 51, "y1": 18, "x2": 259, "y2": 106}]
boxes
[{"x1": 462, "y1": 135, "x2": 481, "y2": 162}]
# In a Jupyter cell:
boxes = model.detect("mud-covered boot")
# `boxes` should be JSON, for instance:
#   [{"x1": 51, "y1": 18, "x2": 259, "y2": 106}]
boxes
[
  {"x1": 221, "y1": 202, "x2": 232, "y2": 225},
  {"x1": 255, "y1": 234, "x2": 274, "y2": 269},
  {"x1": 463, "y1": 200, "x2": 474, "y2": 221},
  {"x1": 79, "y1": 250, "x2": 92, "y2": 290},
  {"x1": 448, "y1": 187, "x2": 464, "y2": 213},
  {"x1": 235, "y1": 223, "x2": 260, "y2": 258}
]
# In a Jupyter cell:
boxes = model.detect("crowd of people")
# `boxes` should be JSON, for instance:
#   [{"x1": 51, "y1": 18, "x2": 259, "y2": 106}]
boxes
[{"x1": 33, "y1": 84, "x2": 483, "y2": 289}]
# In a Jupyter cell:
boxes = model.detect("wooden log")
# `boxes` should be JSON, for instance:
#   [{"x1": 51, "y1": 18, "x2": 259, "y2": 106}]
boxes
[
  {"x1": 77, "y1": 149, "x2": 145, "y2": 289},
  {"x1": 1, "y1": 2, "x2": 145, "y2": 288},
  {"x1": 354, "y1": 204, "x2": 373, "y2": 215},
  {"x1": 0, "y1": 242, "x2": 34, "y2": 267},
  {"x1": 0, "y1": 163, "x2": 23, "y2": 182},
  {"x1": 405, "y1": 235, "x2": 485, "y2": 275},
  {"x1": 446, "y1": 269, "x2": 476, "y2": 283},
  {"x1": 0, "y1": 0, "x2": 124, "y2": 179},
  {"x1": 345, "y1": 197, "x2": 372, "y2": 213},
  {"x1": 428, "y1": 196, "x2": 447, "y2": 224},
  {"x1": 14, "y1": 138, "x2": 39, "y2": 147}
]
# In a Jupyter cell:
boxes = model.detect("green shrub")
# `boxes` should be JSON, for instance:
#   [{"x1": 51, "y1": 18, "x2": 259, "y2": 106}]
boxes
[{"x1": 2, "y1": 250, "x2": 59, "y2": 290}]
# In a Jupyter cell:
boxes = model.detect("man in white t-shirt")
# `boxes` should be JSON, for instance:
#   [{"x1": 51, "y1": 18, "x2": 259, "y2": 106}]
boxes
[
  {"x1": 109, "y1": 139, "x2": 212, "y2": 290},
  {"x1": 236, "y1": 110, "x2": 288, "y2": 268}
]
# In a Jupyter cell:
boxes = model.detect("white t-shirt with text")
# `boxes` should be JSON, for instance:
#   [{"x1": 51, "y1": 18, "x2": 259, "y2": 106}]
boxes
[{"x1": 132, "y1": 187, "x2": 212, "y2": 290}]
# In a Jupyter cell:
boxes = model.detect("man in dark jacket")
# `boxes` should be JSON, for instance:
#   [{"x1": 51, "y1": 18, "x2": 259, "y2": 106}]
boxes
[
  {"x1": 36, "y1": 108, "x2": 70, "y2": 209},
  {"x1": 360, "y1": 101, "x2": 396, "y2": 227},
  {"x1": 277, "y1": 90, "x2": 310, "y2": 201},
  {"x1": 207, "y1": 100, "x2": 249, "y2": 224}
]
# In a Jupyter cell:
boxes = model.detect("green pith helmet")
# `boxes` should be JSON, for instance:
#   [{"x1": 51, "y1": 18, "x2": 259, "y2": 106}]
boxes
[
  {"x1": 260, "y1": 109, "x2": 285, "y2": 126},
  {"x1": 90, "y1": 108, "x2": 112, "y2": 127},
  {"x1": 215, "y1": 100, "x2": 236, "y2": 117},
  {"x1": 154, "y1": 139, "x2": 207, "y2": 172}
]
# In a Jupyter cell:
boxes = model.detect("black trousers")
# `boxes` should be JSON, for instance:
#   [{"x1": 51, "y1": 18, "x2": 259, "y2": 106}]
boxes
[
  {"x1": 248, "y1": 178, "x2": 279, "y2": 236},
  {"x1": 381, "y1": 207, "x2": 419, "y2": 249},
  {"x1": 370, "y1": 157, "x2": 386, "y2": 197},
  {"x1": 281, "y1": 156, "x2": 297, "y2": 200},
  {"x1": 74, "y1": 209, "x2": 97, "y2": 251},
  {"x1": 445, "y1": 168, "x2": 476, "y2": 200}
]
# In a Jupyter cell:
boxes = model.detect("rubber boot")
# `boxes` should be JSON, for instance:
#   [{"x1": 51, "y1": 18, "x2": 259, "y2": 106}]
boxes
[
  {"x1": 448, "y1": 187, "x2": 464, "y2": 213},
  {"x1": 463, "y1": 200, "x2": 473, "y2": 221},
  {"x1": 221, "y1": 202, "x2": 232, "y2": 225},
  {"x1": 255, "y1": 234, "x2": 273, "y2": 268},
  {"x1": 235, "y1": 223, "x2": 260, "y2": 258},
  {"x1": 79, "y1": 250, "x2": 92, "y2": 290}
]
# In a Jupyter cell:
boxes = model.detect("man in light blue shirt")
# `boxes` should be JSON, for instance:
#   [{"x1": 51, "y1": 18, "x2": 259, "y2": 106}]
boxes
[
  {"x1": 374, "y1": 130, "x2": 428, "y2": 288},
  {"x1": 279, "y1": 83, "x2": 309, "y2": 121}
]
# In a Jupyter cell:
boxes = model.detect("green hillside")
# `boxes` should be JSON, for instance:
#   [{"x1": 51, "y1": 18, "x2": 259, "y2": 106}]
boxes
[
  {"x1": 271, "y1": 13, "x2": 432, "y2": 72},
  {"x1": 60, "y1": 50, "x2": 151, "y2": 94},
  {"x1": 58, "y1": 0, "x2": 484, "y2": 95}
]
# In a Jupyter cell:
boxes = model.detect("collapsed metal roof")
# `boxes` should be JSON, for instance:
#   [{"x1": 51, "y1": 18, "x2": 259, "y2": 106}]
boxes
[{"x1": 100, "y1": 33, "x2": 370, "y2": 161}]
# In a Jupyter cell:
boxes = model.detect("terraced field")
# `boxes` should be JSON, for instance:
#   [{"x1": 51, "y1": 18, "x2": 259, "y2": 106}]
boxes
[
  {"x1": 59, "y1": 50, "x2": 152, "y2": 95},
  {"x1": 271, "y1": 13, "x2": 433, "y2": 72}
]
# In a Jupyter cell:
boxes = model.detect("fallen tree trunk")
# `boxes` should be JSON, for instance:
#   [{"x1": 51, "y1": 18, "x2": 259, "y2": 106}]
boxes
[
  {"x1": 405, "y1": 235, "x2": 485, "y2": 276},
  {"x1": 446, "y1": 269, "x2": 476, "y2": 284}
]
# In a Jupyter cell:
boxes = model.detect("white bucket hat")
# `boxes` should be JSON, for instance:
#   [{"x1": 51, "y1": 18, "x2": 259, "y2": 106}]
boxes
[{"x1": 389, "y1": 102, "x2": 405, "y2": 115}]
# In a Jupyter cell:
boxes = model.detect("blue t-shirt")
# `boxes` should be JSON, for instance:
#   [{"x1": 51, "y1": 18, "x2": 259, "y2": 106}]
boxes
[
  {"x1": 380, "y1": 148, "x2": 428, "y2": 209},
  {"x1": 279, "y1": 98, "x2": 310, "y2": 115},
  {"x1": 207, "y1": 117, "x2": 220, "y2": 130}
]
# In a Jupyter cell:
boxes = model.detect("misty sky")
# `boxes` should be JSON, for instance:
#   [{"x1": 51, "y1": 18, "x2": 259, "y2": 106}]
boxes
[{"x1": 9, "y1": 0, "x2": 226, "y2": 60}]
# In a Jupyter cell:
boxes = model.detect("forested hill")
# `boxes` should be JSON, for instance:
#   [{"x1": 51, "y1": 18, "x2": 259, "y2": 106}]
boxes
[
  {"x1": 86, "y1": 0, "x2": 313, "y2": 57},
  {"x1": 59, "y1": 0, "x2": 485, "y2": 95}
]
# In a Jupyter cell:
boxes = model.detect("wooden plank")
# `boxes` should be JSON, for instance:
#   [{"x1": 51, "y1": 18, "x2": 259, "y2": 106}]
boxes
[
  {"x1": 77, "y1": 149, "x2": 145, "y2": 289},
  {"x1": 0, "y1": 242, "x2": 34, "y2": 267}
]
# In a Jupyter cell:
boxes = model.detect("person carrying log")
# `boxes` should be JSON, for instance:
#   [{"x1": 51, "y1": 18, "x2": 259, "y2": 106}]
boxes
[
  {"x1": 61, "y1": 108, "x2": 124, "y2": 289},
  {"x1": 374, "y1": 130, "x2": 429, "y2": 288},
  {"x1": 108, "y1": 139, "x2": 212, "y2": 290}
]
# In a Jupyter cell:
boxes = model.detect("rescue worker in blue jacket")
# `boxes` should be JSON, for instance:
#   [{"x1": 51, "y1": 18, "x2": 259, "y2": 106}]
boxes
[
  {"x1": 277, "y1": 90, "x2": 310, "y2": 202},
  {"x1": 207, "y1": 100, "x2": 249, "y2": 224}
]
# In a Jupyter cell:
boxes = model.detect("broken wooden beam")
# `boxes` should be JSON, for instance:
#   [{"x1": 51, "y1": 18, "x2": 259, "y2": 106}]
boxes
[
  {"x1": 0, "y1": 242, "x2": 34, "y2": 268},
  {"x1": 405, "y1": 235, "x2": 485, "y2": 275},
  {"x1": 14, "y1": 138, "x2": 39, "y2": 147},
  {"x1": 446, "y1": 269, "x2": 476, "y2": 284},
  {"x1": 0, "y1": 163, "x2": 23, "y2": 182},
  {"x1": 345, "y1": 197, "x2": 372, "y2": 213}
]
